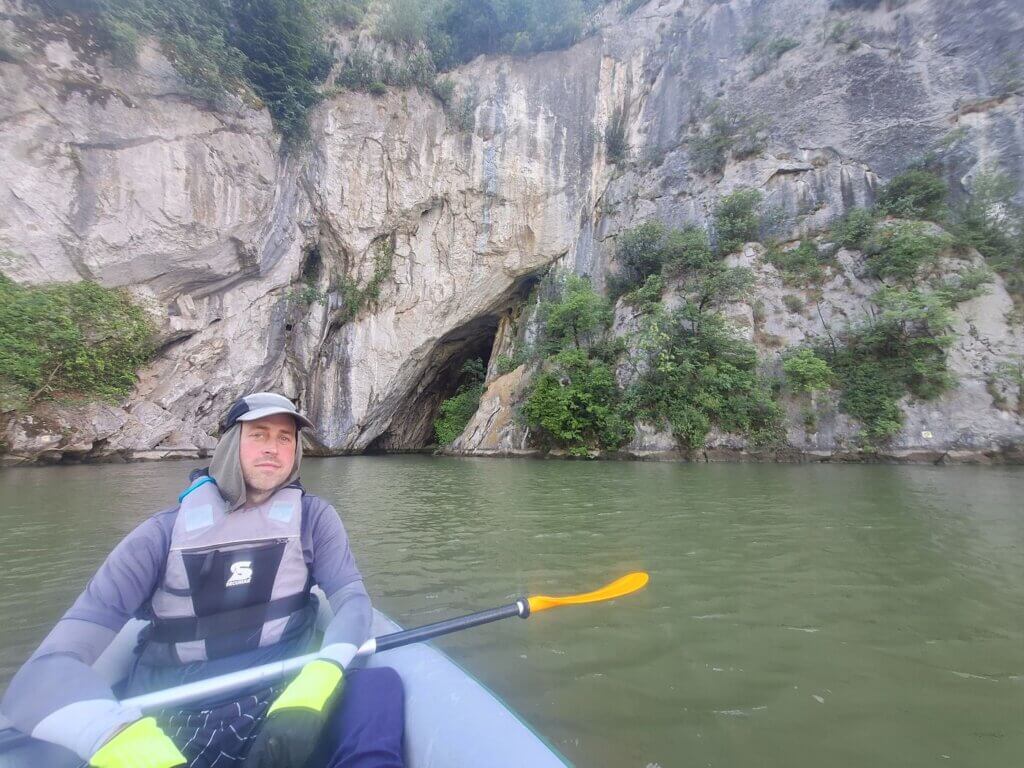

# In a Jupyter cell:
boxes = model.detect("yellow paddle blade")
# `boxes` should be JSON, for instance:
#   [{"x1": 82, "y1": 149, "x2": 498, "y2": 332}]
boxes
[{"x1": 527, "y1": 571, "x2": 650, "y2": 614}]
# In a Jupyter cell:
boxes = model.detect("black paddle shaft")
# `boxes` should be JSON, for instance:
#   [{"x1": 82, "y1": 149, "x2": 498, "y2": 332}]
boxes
[{"x1": 374, "y1": 599, "x2": 529, "y2": 653}]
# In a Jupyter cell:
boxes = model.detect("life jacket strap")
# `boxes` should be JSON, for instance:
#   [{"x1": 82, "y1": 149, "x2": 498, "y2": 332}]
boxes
[{"x1": 148, "y1": 591, "x2": 310, "y2": 644}]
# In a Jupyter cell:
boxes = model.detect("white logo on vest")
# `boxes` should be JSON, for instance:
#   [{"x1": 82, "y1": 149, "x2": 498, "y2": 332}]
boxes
[{"x1": 226, "y1": 561, "x2": 253, "y2": 587}]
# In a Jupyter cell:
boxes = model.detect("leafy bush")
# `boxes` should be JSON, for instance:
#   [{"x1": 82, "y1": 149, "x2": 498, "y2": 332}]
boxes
[
  {"x1": 747, "y1": 34, "x2": 799, "y2": 78},
  {"x1": 832, "y1": 208, "x2": 877, "y2": 250},
  {"x1": 539, "y1": 275, "x2": 612, "y2": 354},
  {"x1": 765, "y1": 240, "x2": 828, "y2": 286},
  {"x1": 782, "y1": 293, "x2": 805, "y2": 313},
  {"x1": 783, "y1": 348, "x2": 834, "y2": 392},
  {"x1": 823, "y1": 287, "x2": 954, "y2": 443},
  {"x1": 660, "y1": 226, "x2": 716, "y2": 275},
  {"x1": 494, "y1": 353, "x2": 526, "y2": 375},
  {"x1": 624, "y1": 305, "x2": 783, "y2": 448},
  {"x1": 932, "y1": 266, "x2": 992, "y2": 307},
  {"x1": 375, "y1": 0, "x2": 435, "y2": 48},
  {"x1": 610, "y1": 222, "x2": 728, "y2": 302},
  {"x1": 450, "y1": 87, "x2": 478, "y2": 131},
  {"x1": 689, "y1": 114, "x2": 735, "y2": 175},
  {"x1": 608, "y1": 221, "x2": 667, "y2": 298},
  {"x1": 422, "y1": 0, "x2": 603, "y2": 69},
  {"x1": 42, "y1": 0, "x2": 331, "y2": 142},
  {"x1": 522, "y1": 349, "x2": 633, "y2": 453},
  {"x1": 876, "y1": 169, "x2": 948, "y2": 220},
  {"x1": 336, "y1": 46, "x2": 451, "y2": 100},
  {"x1": 0, "y1": 275, "x2": 154, "y2": 411},
  {"x1": 948, "y1": 170, "x2": 1024, "y2": 300},
  {"x1": 433, "y1": 358, "x2": 486, "y2": 445},
  {"x1": 688, "y1": 110, "x2": 766, "y2": 175},
  {"x1": 335, "y1": 238, "x2": 395, "y2": 324},
  {"x1": 622, "y1": 274, "x2": 666, "y2": 309},
  {"x1": 714, "y1": 188, "x2": 763, "y2": 255},
  {"x1": 829, "y1": 0, "x2": 884, "y2": 9},
  {"x1": 324, "y1": 0, "x2": 369, "y2": 27},
  {"x1": 863, "y1": 221, "x2": 951, "y2": 281}
]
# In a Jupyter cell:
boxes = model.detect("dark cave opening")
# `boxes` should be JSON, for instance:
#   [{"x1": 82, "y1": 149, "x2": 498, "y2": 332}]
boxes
[{"x1": 365, "y1": 315, "x2": 500, "y2": 452}]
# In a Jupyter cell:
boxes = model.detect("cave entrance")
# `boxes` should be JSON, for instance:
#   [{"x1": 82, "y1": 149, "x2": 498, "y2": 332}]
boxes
[{"x1": 365, "y1": 315, "x2": 500, "y2": 452}]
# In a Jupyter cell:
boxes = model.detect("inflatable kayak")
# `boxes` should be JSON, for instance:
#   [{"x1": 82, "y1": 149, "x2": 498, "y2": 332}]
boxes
[{"x1": 0, "y1": 604, "x2": 571, "y2": 768}]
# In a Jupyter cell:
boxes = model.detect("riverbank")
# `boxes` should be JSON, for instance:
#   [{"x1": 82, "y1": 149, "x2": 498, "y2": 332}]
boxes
[{"x1": 4, "y1": 442, "x2": 1023, "y2": 468}]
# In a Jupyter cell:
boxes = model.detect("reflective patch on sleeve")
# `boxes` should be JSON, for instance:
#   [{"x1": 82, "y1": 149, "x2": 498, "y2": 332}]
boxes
[
  {"x1": 184, "y1": 504, "x2": 214, "y2": 532},
  {"x1": 269, "y1": 501, "x2": 294, "y2": 523}
]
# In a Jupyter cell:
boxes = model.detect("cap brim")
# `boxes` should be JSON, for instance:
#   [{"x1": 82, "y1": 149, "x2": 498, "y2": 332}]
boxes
[{"x1": 235, "y1": 406, "x2": 315, "y2": 430}]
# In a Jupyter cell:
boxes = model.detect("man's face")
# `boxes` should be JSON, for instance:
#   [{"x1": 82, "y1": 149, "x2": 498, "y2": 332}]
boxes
[{"x1": 239, "y1": 413, "x2": 298, "y2": 500}]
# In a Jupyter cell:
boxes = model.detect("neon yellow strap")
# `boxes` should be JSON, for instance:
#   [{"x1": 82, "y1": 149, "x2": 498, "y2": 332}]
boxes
[
  {"x1": 268, "y1": 659, "x2": 344, "y2": 715},
  {"x1": 90, "y1": 717, "x2": 186, "y2": 768}
]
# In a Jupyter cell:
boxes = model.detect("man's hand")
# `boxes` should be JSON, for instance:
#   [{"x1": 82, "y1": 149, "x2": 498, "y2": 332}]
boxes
[
  {"x1": 245, "y1": 659, "x2": 345, "y2": 768},
  {"x1": 89, "y1": 717, "x2": 186, "y2": 768}
]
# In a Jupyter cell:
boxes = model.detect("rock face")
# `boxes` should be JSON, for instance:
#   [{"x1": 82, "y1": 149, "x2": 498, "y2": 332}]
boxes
[{"x1": 0, "y1": 0, "x2": 1022, "y2": 464}]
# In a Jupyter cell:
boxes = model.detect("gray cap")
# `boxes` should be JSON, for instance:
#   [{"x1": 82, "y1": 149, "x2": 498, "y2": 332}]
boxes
[{"x1": 221, "y1": 391, "x2": 315, "y2": 433}]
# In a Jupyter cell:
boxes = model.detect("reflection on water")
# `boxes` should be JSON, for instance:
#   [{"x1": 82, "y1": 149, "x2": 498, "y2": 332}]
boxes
[{"x1": 1, "y1": 457, "x2": 1023, "y2": 766}]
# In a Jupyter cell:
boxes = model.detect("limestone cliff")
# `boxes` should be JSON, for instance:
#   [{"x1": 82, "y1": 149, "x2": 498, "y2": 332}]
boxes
[{"x1": 1, "y1": 0, "x2": 1022, "y2": 464}]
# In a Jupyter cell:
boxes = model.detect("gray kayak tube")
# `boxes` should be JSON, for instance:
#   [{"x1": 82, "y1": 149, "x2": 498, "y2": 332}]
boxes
[{"x1": 0, "y1": 605, "x2": 572, "y2": 768}]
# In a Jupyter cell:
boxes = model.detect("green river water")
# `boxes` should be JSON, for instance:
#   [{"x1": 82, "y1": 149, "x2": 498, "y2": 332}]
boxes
[{"x1": 1, "y1": 457, "x2": 1022, "y2": 767}]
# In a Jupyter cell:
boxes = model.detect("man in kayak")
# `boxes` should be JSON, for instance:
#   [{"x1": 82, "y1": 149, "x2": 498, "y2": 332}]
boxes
[{"x1": 0, "y1": 392, "x2": 404, "y2": 768}]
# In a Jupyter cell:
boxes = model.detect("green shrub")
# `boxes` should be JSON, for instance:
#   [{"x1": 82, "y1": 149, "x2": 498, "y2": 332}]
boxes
[
  {"x1": 832, "y1": 207, "x2": 877, "y2": 250},
  {"x1": 334, "y1": 238, "x2": 394, "y2": 324},
  {"x1": 336, "y1": 49, "x2": 378, "y2": 90},
  {"x1": 783, "y1": 348, "x2": 834, "y2": 392},
  {"x1": 660, "y1": 226, "x2": 716, "y2": 275},
  {"x1": 765, "y1": 240, "x2": 828, "y2": 285},
  {"x1": 948, "y1": 170, "x2": 1024, "y2": 300},
  {"x1": 608, "y1": 221, "x2": 667, "y2": 298},
  {"x1": 522, "y1": 348, "x2": 633, "y2": 452},
  {"x1": 494, "y1": 353, "x2": 526, "y2": 375},
  {"x1": 539, "y1": 275, "x2": 612, "y2": 353},
  {"x1": 876, "y1": 169, "x2": 948, "y2": 220},
  {"x1": 932, "y1": 266, "x2": 992, "y2": 307},
  {"x1": 42, "y1": 0, "x2": 330, "y2": 142},
  {"x1": 324, "y1": 0, "x2": 369, "y2": 27},
  {"x1": 375, "y1": 0, "x2": 434, "y2": 48},
  {"x1": 863, "y1": 221, "x2": 951, "y2": 281},
  {"x1": 610, "y1": 222, "x2": 729, "y2": 303},
  {"x1": 429, "y1": 0, "x2": 597, "y2": 68},
  {"x1": 689, "y1": 114, "x2": 735, "y2": 175},
  {"x1": 431, "y1": 77, "x2": 456, "y2": 106},
  {"x1": 688, "y1": 110, "x2": 766, "y2": 175},
  {"x1": 748, "y1": 35, "x2": 799, "y2": 78},
  {"x1": 622, "y1": 274, "x2": 665, "y2": 309},
  {"x1": 714, "y1": 188, "x2": 763, "y2": 255},
  {"x1": 450, "y1": 87, "x2": 478, "y2": 131},
  {"x1": 766, "y1": 37, "x2": 799, "y2": 59},
  {"x1": 624, "y1": 306, "x2": 783, "y2": 449},
  {"x1": 823, "y1": 287, "x2": 954, "y2": 443},
  {"x1": 782, "y1": 293, "x2": 805, "y2": 313},
  {"x1": 830, "y1": 0, "x2": 883, "y2": 8},
  {"x1": 0, "y1": 275, "x2": 154, "y2": 411},
  {"x1": 433, "y1": 358, "x2": 486, "y2": 445}
]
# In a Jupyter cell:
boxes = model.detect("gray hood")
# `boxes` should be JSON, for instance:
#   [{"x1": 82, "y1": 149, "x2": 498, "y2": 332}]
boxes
[{"x1": 209, "y1": 423, "x2": 303, "y2": 510}]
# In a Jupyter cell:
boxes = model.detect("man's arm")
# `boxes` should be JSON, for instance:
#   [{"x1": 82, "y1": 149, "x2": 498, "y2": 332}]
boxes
[
  {"x1": 304, "y1": 498, "x2": 372, "y2": 667},
  {"x1": 0, "y1": 512, "x2": 173, "y2": 759}
]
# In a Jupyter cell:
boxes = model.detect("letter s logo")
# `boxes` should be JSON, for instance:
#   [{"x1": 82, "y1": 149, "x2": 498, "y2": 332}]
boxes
[{"x1": 226, "y1": 561, "x2": 253, "y2": 587}]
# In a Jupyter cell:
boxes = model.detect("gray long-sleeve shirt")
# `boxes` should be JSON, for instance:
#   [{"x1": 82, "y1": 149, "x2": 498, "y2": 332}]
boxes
[{"x1": 0, "y1": 494, "x2": 371, "y2": 760}]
